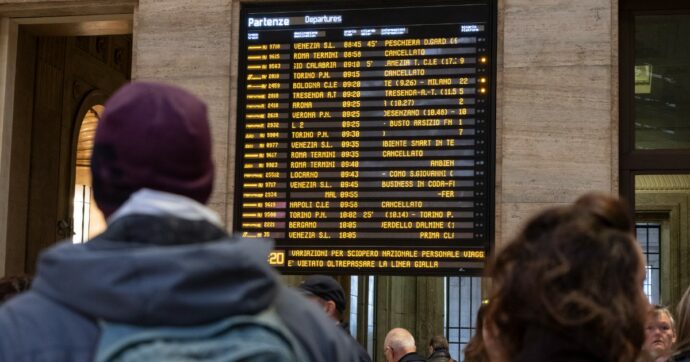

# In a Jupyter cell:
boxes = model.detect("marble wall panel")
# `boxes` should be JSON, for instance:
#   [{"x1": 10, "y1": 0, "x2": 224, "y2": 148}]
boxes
[
  {"x1": 501, "y1": 65, "x2": 613, "y2": 203},
  {"x1": 610, "y1": 2, "x2": 619, "y2": 195},
  {"x1": 503, "y1": 0, "x2": 613, "y2": 68},
  {"x1": 133, "y1": 1, "x2": 231, "y2": 80},
  {"x1": 499, "y1": 0, "x2": 616, "y2": 246},
  {"x1": 134, "y1": 0, "x2": 233, "y2": 222}
]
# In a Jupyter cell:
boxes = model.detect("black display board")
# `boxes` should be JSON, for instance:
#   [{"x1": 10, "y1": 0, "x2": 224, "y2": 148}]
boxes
[{"x1": 235, "y1": 1, "x2": 495, "y2": 275}]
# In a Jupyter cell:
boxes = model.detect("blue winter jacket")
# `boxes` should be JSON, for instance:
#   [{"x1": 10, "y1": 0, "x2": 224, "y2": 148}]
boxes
[{"x1": 0, "y1": 193, "x2": 359, "y2": 362}]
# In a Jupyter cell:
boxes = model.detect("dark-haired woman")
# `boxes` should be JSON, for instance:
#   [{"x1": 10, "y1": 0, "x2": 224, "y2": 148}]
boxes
[
  {"x1": 463, "y1": 303, "x2": 489, "y2": 362},
  {"x1": 482, "y1": 193, "x2": 649, "y2": 362},
  {"x1": 671, "y1": 286, "x2": 690, "y2": 362}
]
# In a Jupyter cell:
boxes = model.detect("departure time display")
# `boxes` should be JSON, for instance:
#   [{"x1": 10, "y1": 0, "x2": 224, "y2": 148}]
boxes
[{"x1": 236, "y1": 1, "x2": 495, "y2": 275}]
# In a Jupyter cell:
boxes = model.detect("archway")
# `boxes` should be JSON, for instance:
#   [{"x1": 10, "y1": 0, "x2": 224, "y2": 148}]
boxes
[{"x1": 72, "y1": 104, "x2": 106, "y2": 243}]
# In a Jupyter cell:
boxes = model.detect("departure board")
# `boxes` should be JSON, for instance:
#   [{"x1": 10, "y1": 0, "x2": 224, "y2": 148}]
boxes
[{"x1": 235, "y1": 1, "x2": 495, "y2": 275}]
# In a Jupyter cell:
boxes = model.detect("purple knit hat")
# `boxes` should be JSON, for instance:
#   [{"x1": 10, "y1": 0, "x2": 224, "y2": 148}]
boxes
[{"x1": 91, "y1": 82, "x2": 214, "y2": 218}]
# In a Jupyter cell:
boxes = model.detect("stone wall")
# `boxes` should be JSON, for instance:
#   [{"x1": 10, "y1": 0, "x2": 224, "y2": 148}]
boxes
[
  {"x1": 133, "y1": 0, "x2": 235, "y2": 224},
  {"x1": 498, "y1": 0, "x2": 618, "y2": 246}
]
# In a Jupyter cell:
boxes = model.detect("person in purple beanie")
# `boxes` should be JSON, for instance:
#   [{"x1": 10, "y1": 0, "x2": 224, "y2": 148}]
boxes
[{"x1": 0, "y1": 82, "x2": 360, "y2": 362}]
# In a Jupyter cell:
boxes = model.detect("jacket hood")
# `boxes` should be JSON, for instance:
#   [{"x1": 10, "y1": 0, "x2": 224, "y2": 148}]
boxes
[
  {"x1": 32, "y1": 234, "x2": 278, "y2": 326},
  {"x1": 31, "y1": 190, "x2": 280, "y2": 326}
]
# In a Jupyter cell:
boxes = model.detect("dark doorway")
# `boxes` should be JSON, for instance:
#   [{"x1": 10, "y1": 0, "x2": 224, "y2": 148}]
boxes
[{"x1": 8, "y1": 28, "x2": 131, "y2": 274}]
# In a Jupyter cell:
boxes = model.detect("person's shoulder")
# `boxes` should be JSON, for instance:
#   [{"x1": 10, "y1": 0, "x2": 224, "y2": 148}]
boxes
[
  {"x1": 399, "y1": 352, "x2": 427, "y2": 362},
  {"x1": 347, "y1": 333, "x2": 372, "y2": 362},
  {"x1": 671, "y1": 350, "x2": 690, "y2": 362},
  {"x1": 273, "y1": 286, "x2": 361, "y2": 362},
  {"x1": 0, "y1": 290, "x2": 98, "y2": 361},
  {"x1": 0, "y1": 290, "x2": 53, "y2": 330}
]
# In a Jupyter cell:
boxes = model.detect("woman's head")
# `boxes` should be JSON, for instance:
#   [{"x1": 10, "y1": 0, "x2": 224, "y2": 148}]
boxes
[
  {"x1": 643, "y1": 305, "x2": 676, "y2": 357},
  {"x1": 464, "y1": 302, "x2": 490, "y2": 362},
  {"x1": 484, "y1": 193, "x2": 648, "y2": 361},
  {"x1": 676, "y1": 285, "x2": 690, "y2": 353}
]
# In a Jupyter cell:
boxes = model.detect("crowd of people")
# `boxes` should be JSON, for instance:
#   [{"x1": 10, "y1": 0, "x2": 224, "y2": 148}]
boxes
[{"x1": 0, "y1": 81, "x2": 690, "y2": 361}]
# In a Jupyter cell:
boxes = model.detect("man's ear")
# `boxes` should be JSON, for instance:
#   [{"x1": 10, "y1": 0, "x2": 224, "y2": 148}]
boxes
[{"x1": 324, "y1": 299, "x2": 337, "y2": 317}]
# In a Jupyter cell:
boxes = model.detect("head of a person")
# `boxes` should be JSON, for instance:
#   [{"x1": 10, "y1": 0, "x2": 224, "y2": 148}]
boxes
[
  {"x1": 427, "y1": 335, "x2": 449, "y2": 356},
  {"x1": 464, "y1": 303, "x2": 489, "y2": 362},
  {"x1": 643, "y1": 305, "x2": 676, "y2": 358},
  {"x1": 91, "y1": 82, "x2": 214, "y2": 218},
  {"x1": 297, "y1": 275, "x2": 346, "y2": 322},
  {"x1": 676, "y1": 285, "x2": 690, "y2": 353},
  {"x1": 0, "y1": 275, "x2": 32, "y2": 303},
  {"x1": 384, "y1": 328, "x2": 417, "y2": 362},
  {"x1": 484, "y1": 192, "x2": 648, "y2": 362}
]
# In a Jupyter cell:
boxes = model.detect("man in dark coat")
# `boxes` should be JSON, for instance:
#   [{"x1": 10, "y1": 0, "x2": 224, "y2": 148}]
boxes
[
  {"x1": 299, "y1": 275, "x2": 373, "y2": 362},
  {"x1": 384, "y1": 327, "x2": 427, "y2": 362},
  {"x1": 426, "y1": 335, "x2": 456, "y2": 362},
  {"x1": 0, "y1": 82, "x2": 361, "y2": 362}
]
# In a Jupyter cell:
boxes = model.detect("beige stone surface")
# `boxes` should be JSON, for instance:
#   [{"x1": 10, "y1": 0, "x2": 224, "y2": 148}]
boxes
[
  {"x1": 498, "y1": 0, "x2": 616, "y2": 246},
  {"x1": 500, "y1": 202, "x2": 569, "y2": 247},
  {"x1": 609, "y1": 0, "x2": 619, "y2": 195},
  {"x1": 134, "y1": 0, "x2": 233, "y2": 223},
  {"x1": 493, "y1": 0, "x2": 505, "y2": 254},
  {"x1": 501, "y1": 65, "x2": 612, "y2": 203},
  {"x1": 503, "y1": 0, "x2": 613, "y2": 68}
]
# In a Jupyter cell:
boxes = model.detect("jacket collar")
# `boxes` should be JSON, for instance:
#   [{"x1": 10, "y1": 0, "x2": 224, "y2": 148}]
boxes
[
  {"x1": 429, "y1": 348, "x2": 451, "y2": 358},
  {"x1": 399, "y1": 352, "x2": 426, "y2": 362},
  {"x1": 109, "y1": 188, "x2": 222, "y2": 227}
]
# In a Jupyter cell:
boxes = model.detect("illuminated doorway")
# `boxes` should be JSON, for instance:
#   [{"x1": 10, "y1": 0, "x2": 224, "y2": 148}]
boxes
[{"x1": 73, "y1": 105, "x2": 107, "y2": 243}]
